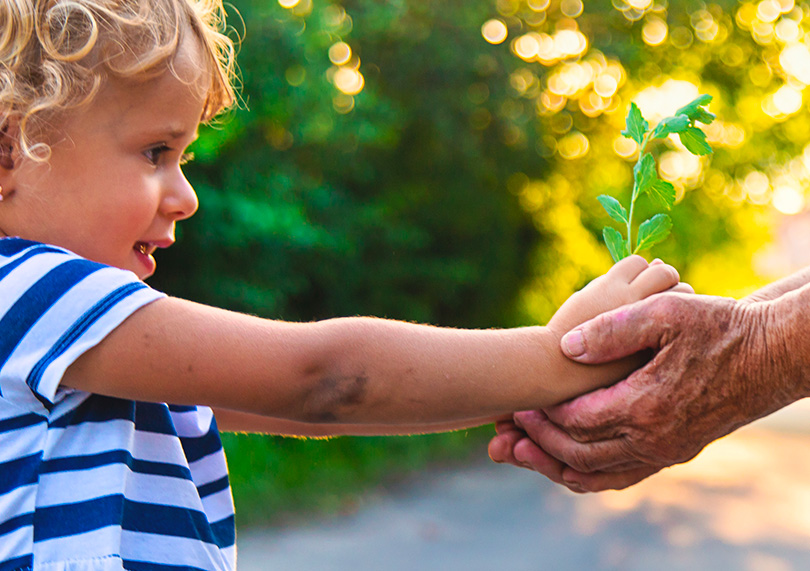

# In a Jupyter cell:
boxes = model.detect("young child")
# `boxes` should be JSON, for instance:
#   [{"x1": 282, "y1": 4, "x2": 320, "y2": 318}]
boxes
[{"x1": 0, "y1": 1, "x2": 690, "y2": 569}]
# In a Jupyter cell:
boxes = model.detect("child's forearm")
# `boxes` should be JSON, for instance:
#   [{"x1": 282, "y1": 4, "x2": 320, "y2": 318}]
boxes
[
  {"x1": 306, "y1": 317, "x2": 641, "y2": 423},
  {"x1": 63, "y1": 297, "x2": 629, "y2": 426},
  {"x1": 213, "y1": 407, "x2": 508, "y2": 436}
]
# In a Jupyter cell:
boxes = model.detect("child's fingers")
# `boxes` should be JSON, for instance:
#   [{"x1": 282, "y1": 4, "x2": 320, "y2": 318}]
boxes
[
  {"x1": 668, "y1": 282, "x2": 694, "y2": 294},
  {"x1": 606, "y1": 255, "x2": 650, "y2": 284},
  {"x1": 628, "y1": 263, "x2": 680, "y2": 297}
]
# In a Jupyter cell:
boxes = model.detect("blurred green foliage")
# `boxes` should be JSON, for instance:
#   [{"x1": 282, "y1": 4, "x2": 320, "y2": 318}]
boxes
[{"x1": 148, "y1": 0, "x2": 810, "y2": 524}]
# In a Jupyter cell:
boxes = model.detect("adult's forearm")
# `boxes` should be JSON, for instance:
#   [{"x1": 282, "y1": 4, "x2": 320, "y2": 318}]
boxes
[
  {"x1": 761, "y1": 283, "x2": 810, "y2": 405},
  {"x1": 743, "y1": 266, "x2": 810, "y2": 303}
]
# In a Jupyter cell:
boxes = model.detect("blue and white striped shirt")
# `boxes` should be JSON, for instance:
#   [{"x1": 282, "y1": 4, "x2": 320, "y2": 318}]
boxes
[{"x1": 0, "y1": 239, "x2": 236, "y2": 570}]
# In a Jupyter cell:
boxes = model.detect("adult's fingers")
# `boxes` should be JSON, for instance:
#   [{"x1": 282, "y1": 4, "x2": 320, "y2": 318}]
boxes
[
  {"x1": 514, "y1": 409, "x2": 639, "y2": 473},
  {"x1": 488, "y1": 426, "x2": 526, "y2": 466},
  {"x1": 494, "y1": 418, "x2": 520, "y2": 435},
  {"x1": 560, "y1": 295, "x2": 680, "y2": 364},
  {"x1": 535, "y1": 378, "x2": 641, "y2": 443},
  {"x1": 561, "y1": 465, "x2": 663, "y2": 493},
  {"x1": 512, "y1": 437, "x2": 567, "y2": 484}
]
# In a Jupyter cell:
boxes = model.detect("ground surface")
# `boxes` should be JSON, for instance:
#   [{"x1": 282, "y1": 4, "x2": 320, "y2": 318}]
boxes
[{"x1": 236, "y1": 400, "x2": 810, "y2": 570}]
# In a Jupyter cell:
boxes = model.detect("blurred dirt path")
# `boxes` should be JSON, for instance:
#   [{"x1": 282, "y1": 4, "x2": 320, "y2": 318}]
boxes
[{"x1": 236, "y1": 400, "x2": 810, "y2": 571}]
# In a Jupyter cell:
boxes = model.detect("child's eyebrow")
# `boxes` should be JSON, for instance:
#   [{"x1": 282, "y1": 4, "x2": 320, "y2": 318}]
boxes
[{"x1": 165, "y1": 128, "x2": 200, "y2": 142}]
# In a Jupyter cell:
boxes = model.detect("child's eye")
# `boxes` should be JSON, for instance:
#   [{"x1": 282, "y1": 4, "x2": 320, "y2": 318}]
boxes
[{"x1": 144, "y1": 144, "x2": 171, "y2": 166}]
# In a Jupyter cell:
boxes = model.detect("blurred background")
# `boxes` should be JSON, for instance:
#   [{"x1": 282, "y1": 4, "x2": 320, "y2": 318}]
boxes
[{"x1": 148, "y1": 0, "x2": 810, "y2": 560}]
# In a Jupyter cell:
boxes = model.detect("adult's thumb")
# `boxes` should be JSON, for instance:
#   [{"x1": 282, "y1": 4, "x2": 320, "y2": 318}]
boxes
[{"x1": 560, "y1": 301, "x2": 663, "y2": 364}]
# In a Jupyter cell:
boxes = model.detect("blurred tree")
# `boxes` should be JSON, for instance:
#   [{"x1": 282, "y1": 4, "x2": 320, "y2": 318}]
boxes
[
  {"x1": 147, "y1": 0, "x2": 810, "y2": 524},
  {"x1": 150, "y1": 0, "x2": 543, "y2": 328}
]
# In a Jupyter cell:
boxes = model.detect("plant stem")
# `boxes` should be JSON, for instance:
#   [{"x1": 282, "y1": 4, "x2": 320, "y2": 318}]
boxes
[{"x1": 627, "y1": 132, "x2": 651, "y2": 255}]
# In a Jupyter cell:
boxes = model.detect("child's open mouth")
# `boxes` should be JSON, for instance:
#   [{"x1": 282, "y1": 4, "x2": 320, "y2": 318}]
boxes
[{"x1": 135, "y1": 242, "x2": 156, "y2": 256}]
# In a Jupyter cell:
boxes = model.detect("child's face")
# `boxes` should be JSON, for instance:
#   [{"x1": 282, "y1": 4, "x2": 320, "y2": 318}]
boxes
[{"x1": 1, "y1": 38, "x2": 206, "y2": 280}]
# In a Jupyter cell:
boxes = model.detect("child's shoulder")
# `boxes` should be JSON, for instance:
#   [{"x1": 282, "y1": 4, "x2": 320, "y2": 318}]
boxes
[{"x1": 0, "y1": 237, "x2": 165, "y2": 411}]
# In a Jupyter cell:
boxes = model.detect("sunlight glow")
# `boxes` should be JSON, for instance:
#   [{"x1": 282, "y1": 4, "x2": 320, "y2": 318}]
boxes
[{"x1": 278, "y1": 0, "x2": 300, "y2": 7}]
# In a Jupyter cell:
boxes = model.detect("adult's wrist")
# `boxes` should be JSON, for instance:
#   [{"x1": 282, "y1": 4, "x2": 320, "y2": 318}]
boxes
[{"x1": 762, "y1": 286, "x2": 810, "y2": 402}]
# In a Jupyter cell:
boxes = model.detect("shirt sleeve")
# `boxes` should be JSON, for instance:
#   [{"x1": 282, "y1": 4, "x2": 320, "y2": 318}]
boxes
[{"x1": 0, "y1": 240, "x2": 166, "y2": 410}]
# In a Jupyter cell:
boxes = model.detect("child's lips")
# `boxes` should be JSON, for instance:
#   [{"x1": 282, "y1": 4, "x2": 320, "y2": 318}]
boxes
[
  {"x1": 135, "y1": 242, "x2": 154, "y2": 256},
  {"x1": 135, "y1": 239, "x2": 174, "y2": 256},
  {"x1": 133, "y1": 240, "x2": 173, "y2": 277}
]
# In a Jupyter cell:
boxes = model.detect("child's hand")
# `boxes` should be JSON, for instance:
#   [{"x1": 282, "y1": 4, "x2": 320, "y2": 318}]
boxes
[{"x1": 547, "y1": 256, "x2": 692, "y2": 338}]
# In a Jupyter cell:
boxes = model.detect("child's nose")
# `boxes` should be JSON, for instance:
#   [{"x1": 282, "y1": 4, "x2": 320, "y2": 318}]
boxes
[{"x1": 163, "y1": 171, "x2": 199, "y2": 221}]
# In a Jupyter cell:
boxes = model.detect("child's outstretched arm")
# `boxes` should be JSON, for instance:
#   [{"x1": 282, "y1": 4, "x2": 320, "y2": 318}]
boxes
[{"x1": 63, "y1": 256, "x2": 687, "y2": 435}]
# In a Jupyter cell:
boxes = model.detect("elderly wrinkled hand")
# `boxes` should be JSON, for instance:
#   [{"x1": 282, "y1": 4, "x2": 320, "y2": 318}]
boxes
[{"x1": 489, "y1": 289, "x2": 810, "y2": 492}]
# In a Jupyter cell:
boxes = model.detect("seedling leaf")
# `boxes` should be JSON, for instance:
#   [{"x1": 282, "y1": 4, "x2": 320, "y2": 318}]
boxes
[
  {"x1": 633, "y1": 153, "x2": 657, "y2": 198},
  {"x1": 648, "y1": 179, "x2": 676, "y2": 210},
  {"x1": 600, "y1": 95, "x2": 713, "y2": 260},
  {"x1": 679, "y1": 126, "x2": 712, "y2": 155},
  {"x1": 621, "y1": 102, "x2": 648, "y2": 146},
  {"x1": 598, "y1": 195, "x2": 629, "y2": 224},
  {"x1": 603, "y1": 227, "x2": 629, "y2": 262},
  {"x1": 635, "y1": 214, "x2": 672, "y2": 252},
  {"x1": 675, "y1": 94, "x2": 715, "y2": 125},
  {"x1": 652, "y1": 114, "x2": 690, "y2": 139}
]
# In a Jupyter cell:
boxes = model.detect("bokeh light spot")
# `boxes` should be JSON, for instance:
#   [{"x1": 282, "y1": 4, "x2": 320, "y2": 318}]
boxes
[
  {"x1": 659, "y1": 151, "x2": 702, "y2": 183},
  {"x1": 775, "y1": 18, "x2": 800, "y2": 43},
  {"x1": 634, "y1": 79, "x2": 700, "y2": 123},
  {"x1": 482, "y1": 19, "x2": 508, "y2": 44},
  {"x1": 757, "y1": 0, "x2": 781, "y2": 23},
  {"x1": 772, "y1": 85, "x2": 803, "y2": 116},
  {"x1": 613, "y1": 136, "x2": 638, "y2": 158},
  {"x1": 780, "y1": 44, "x2": 810, "y2": 85},
  {"x1": 333, "y1": 67, "x2": 365, "y2": 95},
  {"x1": 557, "y1": 132, "x2": 590, "y2": 159},
  {"x1": 594, "y1": 73, "x2": 619, "y2": 97},
  {"x1": 743, "y1": 170, "x2": 771, "y2": 203},
  {"x1": 560, "y1": 0, "x2": 584, "y2": 18},
  {"x1": 514, "y1": 33, "x2": 541, "y2": 60},
  {"x1": 285, "y1": 65, "x2": 306, "y2": 86},
  {"x1": 642, "y1": 17, "x2": 668, "y2": 46},
  {"x1": 328, "y1": 42, "x2": 352, "y2": 65},
  {"x1": 332, "y1": 93, "x2": 355, "y2": 114},
  {"x1": 627, "y1": 0, "x2": 653, "y2": 9},
  {"x1": 773, "y1": 184, "x2": 805, "y2": 214}
]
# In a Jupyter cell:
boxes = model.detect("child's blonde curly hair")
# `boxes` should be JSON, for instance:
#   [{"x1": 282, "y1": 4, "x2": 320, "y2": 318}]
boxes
[{"x1": 0, "y1": 0, "x2": 237, "y2": 160}]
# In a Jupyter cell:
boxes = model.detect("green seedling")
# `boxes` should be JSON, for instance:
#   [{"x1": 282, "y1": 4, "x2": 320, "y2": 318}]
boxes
[{"x1": 599, "y1": 94, "x2": 715, "y2": 262}]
